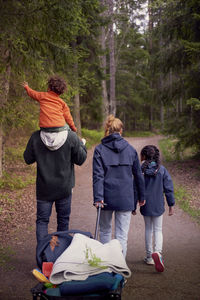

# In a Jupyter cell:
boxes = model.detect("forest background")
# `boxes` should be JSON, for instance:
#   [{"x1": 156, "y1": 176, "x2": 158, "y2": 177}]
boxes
[
  {"x1": 0, "y1": 1, "x2": 199, "y2": 215},
  {"x1": 0, "y1": 3, "x2": 200, "y2": 298}
]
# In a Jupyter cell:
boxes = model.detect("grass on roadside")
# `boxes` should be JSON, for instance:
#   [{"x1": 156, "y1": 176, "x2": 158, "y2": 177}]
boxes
[
  {"x1": 174, "y1": 185, "x2": 200, "y2": 224},
  {"x1": 0, "y1": 140, "x2": 35, "y2": 190},
  {"x1": 159, "y1": 137, "x2": 197, "y2": 161},
  {"x1": 124, "y1": 131, "x2": 155, "y2": 137},
  {"x1": 0, "y1": 171, "x2": 35, "y2": 190},
  {"x1": 159, "y1": 138, "x2": 200, "y2": 223},
  {"x1": 81, "y1": 128, "x2": 103, "y2": 149},
  {"x1": 5, "y1": 145, "x2": 25, "y2": 163},
  {"x1": 0, "y1": 246, "x2": 15, "y2": 268}
]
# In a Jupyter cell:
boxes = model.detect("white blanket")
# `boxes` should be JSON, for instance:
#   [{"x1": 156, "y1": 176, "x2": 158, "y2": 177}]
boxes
[{"x1": 50, "y1": 233, "x2": 131, "y2": 284}]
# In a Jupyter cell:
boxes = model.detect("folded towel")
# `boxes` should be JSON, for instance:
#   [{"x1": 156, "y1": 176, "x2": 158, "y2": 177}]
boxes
[{"x1": 50, "y1": 233, "x2": 131, "y2": 284}]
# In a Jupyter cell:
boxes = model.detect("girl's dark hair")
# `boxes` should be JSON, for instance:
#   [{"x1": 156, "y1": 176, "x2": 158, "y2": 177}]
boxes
[
  {"x1": 141, "y1": 145, "x2": 160, "y2": 173},
  {"x1": 48, "y1": 76, "x2": 67, "y2": 95}
]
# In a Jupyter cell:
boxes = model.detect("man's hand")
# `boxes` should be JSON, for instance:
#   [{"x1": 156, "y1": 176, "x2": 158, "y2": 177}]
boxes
[{"x1": 81, "y1": 138, "x2": 86, "y2": 145}]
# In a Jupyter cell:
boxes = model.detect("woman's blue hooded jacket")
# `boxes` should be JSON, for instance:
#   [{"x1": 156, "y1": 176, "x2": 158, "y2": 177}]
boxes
[
  {"x1": 93, "y1": 133, "x2": 145, "y2": 211},
  {"x1": 140, "y1": 161, "x2": 175, "y2": 216}
]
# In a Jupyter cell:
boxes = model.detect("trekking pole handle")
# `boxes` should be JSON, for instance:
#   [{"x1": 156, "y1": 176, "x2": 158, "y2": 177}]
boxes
[
  {"x1": 93, "y1": 202, "x2": 106, "y2": 209},
  {"x1": 93, "y1": 202, "x2": 106, "y2": 240}
]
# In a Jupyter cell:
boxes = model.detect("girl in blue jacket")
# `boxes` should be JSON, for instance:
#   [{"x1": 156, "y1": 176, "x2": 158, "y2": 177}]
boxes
[
  {"x1": 93, "y1": 115, "x2": 145, "y2": 258},
  {"x1": 140, "y1": 145, "x2": 175, "y2": 272}
]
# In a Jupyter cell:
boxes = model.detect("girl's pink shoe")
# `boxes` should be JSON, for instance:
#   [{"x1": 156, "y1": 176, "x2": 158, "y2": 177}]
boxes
[{"x1": 152, "y1": 252, "x2": 164, "y2": 272}]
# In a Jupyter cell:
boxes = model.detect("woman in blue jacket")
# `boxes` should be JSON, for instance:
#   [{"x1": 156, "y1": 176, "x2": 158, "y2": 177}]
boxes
[
  {"x1": 140, "y1": 145, "x2": 175, "y2": 272},
  {"x1": 93, "y1": 115, "x2": 145, "y2": 257}
]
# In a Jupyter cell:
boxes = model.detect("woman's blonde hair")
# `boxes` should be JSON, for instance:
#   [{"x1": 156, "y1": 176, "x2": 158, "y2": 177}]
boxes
[{"x1": 104, "y1": 115, "x2": 123, "y2": 137}]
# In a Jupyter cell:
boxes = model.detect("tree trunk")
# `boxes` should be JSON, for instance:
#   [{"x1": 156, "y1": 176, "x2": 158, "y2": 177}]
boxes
[
  {"x1": 179, "y1": 62, "x2": 183, "y2": 113},
  {"x1": 73, "y1": 92, "x2": 81, "y2": 136},
  {"x1": 149, "y1": 104, "x2": 153, "y2": 131},
  {"x1": 73, "y1": 61, "x2": 82, "y2": 136},
  {"x1": 0, "y1": 49, "x2": 11, "y2": 177},
  {"x1": 159, "y1": 71, "x2": 164, "y2": 129},
  {"x1": 148, "y1": 0, "x2": 153, "y2": 131},
  {"x1": 108, "y1": 0, "x2": 116, "y2": 116},
  {"x1": 160, "y1": 100, "x2": 164, "y2": 130},
  {"x1": 158, "y1": 6, "x2": 165, "y2": 130},
  {"x1": 0, "y1": 126, "x2": 3, "y2": 178},
  {"x1": 72, "y1": 42, "x2": 82, "y2": 136},
  {"x1": 100, "y1": 0, "x2": 109, "y2": 124}
]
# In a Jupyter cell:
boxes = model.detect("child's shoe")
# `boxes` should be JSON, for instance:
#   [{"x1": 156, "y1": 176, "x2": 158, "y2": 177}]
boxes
[
  {"x1": 152, "y1": 252, "x2": 164, "y2": 272},
  {"x1": 144, "y1": 257, "x2": 154, "y2": 265}
]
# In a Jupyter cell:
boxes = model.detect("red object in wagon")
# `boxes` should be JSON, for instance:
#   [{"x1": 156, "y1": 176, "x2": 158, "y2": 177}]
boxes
[{"x1": 42, "y1": 262, "x2": 53, "y2": 278}]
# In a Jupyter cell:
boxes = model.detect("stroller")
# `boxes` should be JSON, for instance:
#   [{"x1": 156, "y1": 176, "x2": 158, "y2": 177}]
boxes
[{"x1": 31, "y1": 204, "x2": 127, "y2": 299}]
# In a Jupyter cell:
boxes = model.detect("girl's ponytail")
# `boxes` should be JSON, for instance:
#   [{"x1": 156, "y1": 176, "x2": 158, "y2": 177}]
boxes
[
  {"x1": 141, "y1": 145, "x2": 160, "y2": 173},
  {"x1": 104, "y1": 114, "x2": 123, "y2": 137}
]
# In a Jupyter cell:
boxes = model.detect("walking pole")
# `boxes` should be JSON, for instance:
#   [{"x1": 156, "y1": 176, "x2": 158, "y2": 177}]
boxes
[{"x1": 94, "y1": 203, "x2": 102, "y2": 240}]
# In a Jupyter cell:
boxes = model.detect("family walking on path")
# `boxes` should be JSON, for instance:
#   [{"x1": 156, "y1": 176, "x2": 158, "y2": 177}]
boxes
[
  {"x1": 17, "y1": 76, "x2": 198, "y2": 300},
  {"x1": 22, "y1": 75, "x2": 175, "y2": 273},
  {"x1": 0, "y1": 76, "x2": 199, "y2": 299},
  {"x1": 23, "y1": 76, "x2": 174, "y2": 273},
  {"x1": 0, "y1": 135, "x2": 199, "y2": 299}
]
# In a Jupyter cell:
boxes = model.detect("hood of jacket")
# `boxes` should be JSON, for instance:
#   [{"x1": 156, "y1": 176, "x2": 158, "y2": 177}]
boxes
[
  {"x1": 101, "y1": 133, "x2": 129, "y2": 153},
  {"x1": 40, "y1": 130, "x2": 68, "y2": 151},
  {"x1": 142, "y1": 161, "x2": 160, "y2": 176}
]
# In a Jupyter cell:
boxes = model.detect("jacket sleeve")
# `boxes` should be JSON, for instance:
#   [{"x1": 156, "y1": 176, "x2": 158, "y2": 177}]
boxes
[
  {"x1": 24, "y1": 85, "x2": 42, "y2": 102},
  {"x1": 63, "y1": 103, "x2": 77, "y2": 132},
  {"x1": 23, "y1": 134, "x2": 36, "y2": 165},
  {"x1": 132, "y1": 152, "x2": 145, "y2": 201},
  {"x1": 71, "y1": 132, "x2": 87, "y2": 166},
  {"x1": 93, "y1": 147, "x2": 104, "y2": 203},
  {"x1": 163, "y1": 167, "x2": 175, "y2": 206}
]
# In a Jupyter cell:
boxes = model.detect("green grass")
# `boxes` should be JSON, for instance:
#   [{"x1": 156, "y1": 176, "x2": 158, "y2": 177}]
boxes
[
  {"x1": 159, "y1": 137, "x2": 197, "y2": 161},
  {"x1": 0, "y1": 137, "x2": 35, "y2": 190},
  {"x1": 0, "y1": 171, "x2": 35, "y2": 190},
  {"x1": 124, "y1": 131, "x2": 155, "y2": 137},
  {"x1": 81, "y1": 128, "x2": 104, "y2": 148},
  {"x1": 0, "y1": 246, "x2": 15, "y2": 267},
  {"x1": 174, "y1": 185, "x2": 200, "y2": 224},
  {"x1": 159, "y1": 137, "x2": 200, "y2": 223},
  {"x1": 5, "y1": 146, "x2": 25, "y2": 163},
  {"x1": 159, "y1": 138, "x2": 178, "y2": 161}
]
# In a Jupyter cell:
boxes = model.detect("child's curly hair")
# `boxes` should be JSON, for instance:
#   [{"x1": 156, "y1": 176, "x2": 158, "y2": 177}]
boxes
[
  {"x1": 141, "y1": 145, "x2": 160, "y2": 173},
  {"x1": 104, "y1": 114, "x2": 123, "y2": 137},
  {"x1": 47, "y1": 76, "x2": 67, "y2": 95}
]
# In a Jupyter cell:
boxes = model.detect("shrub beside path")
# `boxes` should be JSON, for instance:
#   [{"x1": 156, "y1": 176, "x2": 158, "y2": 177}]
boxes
[{"x1": 0, "y1": 136, "x2": 200, "y2": 299}]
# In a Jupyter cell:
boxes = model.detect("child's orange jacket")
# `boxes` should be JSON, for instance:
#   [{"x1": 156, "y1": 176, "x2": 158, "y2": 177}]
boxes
[{"x1": 24, "y1": 85, "x2": 77, "y2": 132}]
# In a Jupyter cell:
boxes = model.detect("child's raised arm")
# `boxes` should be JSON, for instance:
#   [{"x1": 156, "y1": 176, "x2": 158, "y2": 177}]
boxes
[{"x1": 21, "y1": 82, "x2": 42, "y2": 102}]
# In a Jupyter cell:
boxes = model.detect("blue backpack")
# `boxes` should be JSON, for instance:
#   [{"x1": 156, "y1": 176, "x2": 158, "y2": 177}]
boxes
[{"x1": 36, "y1": 230, "x2": 93, "y2": 269}]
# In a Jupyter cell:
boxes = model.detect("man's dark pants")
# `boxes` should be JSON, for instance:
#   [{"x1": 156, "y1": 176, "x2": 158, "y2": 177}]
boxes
[{"x1": 36, "y1": 193, "x2": 72, "y2": 242}]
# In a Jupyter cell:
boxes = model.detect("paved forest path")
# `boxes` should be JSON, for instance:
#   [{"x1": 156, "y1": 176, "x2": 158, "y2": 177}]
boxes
[{"x1": 0, "y1": 136, "x2": 200, "y2": 300}]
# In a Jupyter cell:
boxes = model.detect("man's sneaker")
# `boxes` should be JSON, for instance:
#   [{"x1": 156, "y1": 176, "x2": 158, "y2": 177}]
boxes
[
  {"x1": 152, "y1": 252, "x2": 164, "y2": 272},
  {"x1": 144, "y1": 257, "x2": 154, "y2": 265}
]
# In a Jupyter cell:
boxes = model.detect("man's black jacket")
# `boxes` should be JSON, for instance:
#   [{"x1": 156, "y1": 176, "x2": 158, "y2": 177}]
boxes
[{"x1": 24, "y1": 130, "x2": 87, "y2": 201}]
